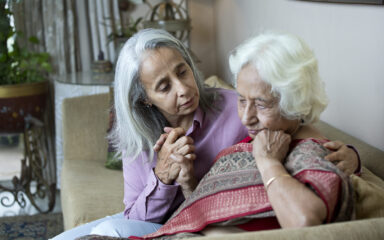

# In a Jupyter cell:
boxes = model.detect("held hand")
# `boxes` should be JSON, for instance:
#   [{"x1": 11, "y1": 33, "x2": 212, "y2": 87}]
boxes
[
  {"x1": 252, "y1": 130, "x2": 292, "y2": 166},
  {"x1": 323, "y1": 141, "x2": 358, "y2": 175},
  {"x1": 173, "y1": 153, "x2": 197, "y2": 197},
  {"x1": 153, "y1": 127, "x2": 174, "y2": 152},
  {"x1": 154, "y1": 127, "x2": 195, "y2": 184},
  {"x1": 153, "y1": 133, "x2": 168, "y2": 152}
]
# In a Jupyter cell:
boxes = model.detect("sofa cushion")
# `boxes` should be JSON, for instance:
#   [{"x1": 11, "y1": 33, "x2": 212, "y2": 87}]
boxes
[
  {"x1": 61, "y1": 157, "x2": 124, "y2": 230},
  {"x1": 189, "y1": 218, "x2": 384, "y2": 240}
]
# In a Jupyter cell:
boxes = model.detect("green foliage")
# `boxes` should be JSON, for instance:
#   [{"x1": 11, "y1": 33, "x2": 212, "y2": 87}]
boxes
[
  {"x1": 0, "y1": 3, "x2": 52, "y2": 85},
  {"x1": 107, "y1": 17, "x2": 142, "y2": 44}
]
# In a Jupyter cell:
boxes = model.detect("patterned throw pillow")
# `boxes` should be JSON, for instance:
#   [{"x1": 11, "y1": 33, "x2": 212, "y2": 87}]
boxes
[{"x1": 105, "y1": 88, "x2": 122, "y2": 170}]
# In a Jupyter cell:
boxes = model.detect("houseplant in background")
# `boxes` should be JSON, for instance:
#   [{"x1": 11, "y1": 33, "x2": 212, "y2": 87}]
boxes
[
  {"x1": 107, "y1": 16, "x2": 142, "y2": 49},
  {"x1": 0, "y1": 0, "x2": 56, "y2": 213},
  {"x1": 105, "y1": 0, "x2": 143, "y2": 58},
  {"x1": 0, "y1": 1, "x2": 52, "y2": 134}
]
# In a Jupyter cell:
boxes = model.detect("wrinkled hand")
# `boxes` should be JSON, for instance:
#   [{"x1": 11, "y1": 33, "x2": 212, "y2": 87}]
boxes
[
  {"x1": 252, "y1": 130, "x2": 292, "y2": 166},
  {"x1": 173, "y1": 152, "x2": 197, "y2": 197},
  {"x1": 323, "y1": 141, "x2": 358, "y2": 175},
  {"x1": 153, "y1": 127, "x2": 174, "y2": 152},
  {"x1": 154, "y1": 127, "x2": 196, "y2": 185}
]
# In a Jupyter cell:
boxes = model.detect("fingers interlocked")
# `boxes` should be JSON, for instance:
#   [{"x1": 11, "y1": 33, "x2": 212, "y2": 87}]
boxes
[{"x1": 154, "y1": 127, "x2": 196, "y2": 185}]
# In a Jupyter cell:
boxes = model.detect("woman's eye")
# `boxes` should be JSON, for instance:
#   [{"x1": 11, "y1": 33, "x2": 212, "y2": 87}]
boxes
[
  {"x1": 257, "y1": 104, "x2": 266, "y2": 109},
  {"x1": 238, "y1": 99, "x2": 246, "y2": 105},
  {"x1": 159, "y1": 84, "x2": 170, "y2": 92},
  {"x1": 178, "y1": 69, "x2": 187, "y2": 77}
]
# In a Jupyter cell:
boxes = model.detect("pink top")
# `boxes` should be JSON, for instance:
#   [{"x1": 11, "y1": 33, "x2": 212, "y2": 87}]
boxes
[{"x1": 122, "y1": 89, "x2": 248, "y2": 223}]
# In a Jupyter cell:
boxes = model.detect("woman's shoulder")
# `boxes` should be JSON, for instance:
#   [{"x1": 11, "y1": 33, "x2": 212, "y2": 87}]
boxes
[
  {"x1": 289, "y1": 138, "x2": 331, "y2": 161},
  {"x1": 213, "y1": 142, "x2": 252, "y2": 163},
  {"x1": 211, "y1": 88, "x2": 237, "y2": 109},
  {"x1": 216, "y1": 88, "x2": 237, "y2": 99},
  {"x1": 292, "y1": 138, "x2": 329, "y2": 147}
]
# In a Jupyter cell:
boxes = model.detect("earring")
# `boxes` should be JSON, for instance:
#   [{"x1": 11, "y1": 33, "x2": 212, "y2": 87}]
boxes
[{"x1": 143, "y1": 99, "x2": 152, "y2": 108}]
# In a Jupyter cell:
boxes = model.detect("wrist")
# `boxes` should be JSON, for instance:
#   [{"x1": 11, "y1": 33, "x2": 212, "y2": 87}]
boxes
[
  {"x1": 346, "y1": 144, "x2": 361, "y2": 175},
  {"x1": 154, "y1": 168, "x2": 173, "y2": 185},
  {"x1": 258, "y1": 164, "x2": 287, "y2": 183},
  {"x1": 178, "y1": 177, "x2": 197, "y2": 191},
  {"x1": 265, "y1": 174, "x2": 291, "y2": 191},
  {"x1": 256, "y1": 157, "x2": 283, "y2": 171}
]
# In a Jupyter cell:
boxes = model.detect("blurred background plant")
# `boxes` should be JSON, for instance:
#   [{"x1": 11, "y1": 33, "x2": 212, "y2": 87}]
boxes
[
  {"x1": 106, "y1": 17, "x2": 142, "y2": 44},
  {"x1": 0, "y1": 0, "x2": 52, "y2": 85}
]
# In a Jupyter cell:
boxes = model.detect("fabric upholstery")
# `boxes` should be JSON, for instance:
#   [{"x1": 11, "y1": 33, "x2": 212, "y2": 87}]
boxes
[
  {"x1": 351, "y1": 167, "x2": 384, "y2": 219},
  {"x1": 189, "y1": 218, "x2": 384, "y2": 240},
  {"x1": 61, "y1": 93, "x2": 124, "y2": 230}
]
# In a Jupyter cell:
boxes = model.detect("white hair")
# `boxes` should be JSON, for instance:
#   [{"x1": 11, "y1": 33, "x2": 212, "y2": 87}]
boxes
[
  {"x1": 229, "y1": 32, "x2": 328, "y2": 124},
  {"x1": 109, "y1": 29, "x2": 217, "y2": 163}
]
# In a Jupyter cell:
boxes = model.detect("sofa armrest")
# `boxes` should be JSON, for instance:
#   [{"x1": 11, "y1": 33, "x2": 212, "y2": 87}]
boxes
[
  {"x1": 62, "y1": 93, "x2": 109, "y2": 163},
  {"x1": 314, "y1": 121, "x2": 384, "y2": 180},
  {"x1": 189, "y1": 218, "x2": 384, "y2": 240}
]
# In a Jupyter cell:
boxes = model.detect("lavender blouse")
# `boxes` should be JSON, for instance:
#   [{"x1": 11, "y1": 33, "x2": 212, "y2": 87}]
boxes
[{"x1": 122, "y1": 89, "x2": 248, "y2": 223}]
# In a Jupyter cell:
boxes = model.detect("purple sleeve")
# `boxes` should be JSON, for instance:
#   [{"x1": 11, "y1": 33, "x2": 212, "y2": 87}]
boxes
[
  {"x1": 346, "y1": 144, "x2": 362, "y2": 175},
  {"x1": 122, "y1": 152, "x2": 180, "y2": 223}
]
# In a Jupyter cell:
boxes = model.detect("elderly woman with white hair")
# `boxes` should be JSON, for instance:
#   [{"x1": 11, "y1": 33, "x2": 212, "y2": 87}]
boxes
[
  {"x1": 142, "y1": 32, "x2": 355, "y2": 239},
  {"x1": 52, "y1": 30, "x2": 358, "y2": 240}
]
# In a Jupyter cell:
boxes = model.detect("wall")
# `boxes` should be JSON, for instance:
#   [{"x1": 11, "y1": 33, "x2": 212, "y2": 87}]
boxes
[
  {"x1": 189, "y1": 0, "x2": 217, "y2": 77},
  {"x1": 199, "y1": 0, "x2": 384, "y2": 151}
]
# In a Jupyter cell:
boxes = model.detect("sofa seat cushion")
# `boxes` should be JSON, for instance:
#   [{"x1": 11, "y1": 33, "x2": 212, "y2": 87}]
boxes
[{"x1": 61, "y1": 158, "x2": 124, "y2": 230}]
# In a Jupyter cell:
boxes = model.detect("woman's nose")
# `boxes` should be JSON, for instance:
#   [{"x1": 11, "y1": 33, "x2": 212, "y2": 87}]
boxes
[
  {"x1": 242, "y1": 104, "x2": 257, "y2": 126},
  {"x1": 175, "y1": 80, "x2": 188, "y2": 97}
]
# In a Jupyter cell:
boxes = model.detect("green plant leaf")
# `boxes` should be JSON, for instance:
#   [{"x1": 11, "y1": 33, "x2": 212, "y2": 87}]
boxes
[{"x1": 28, "y1": 36, "x2": 39, "y2": 44}]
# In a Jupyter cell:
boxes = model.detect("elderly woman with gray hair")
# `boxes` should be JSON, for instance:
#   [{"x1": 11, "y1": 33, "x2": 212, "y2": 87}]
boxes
[{"x1": 52, "y1": 29, "x2": 359, "y2": 240}]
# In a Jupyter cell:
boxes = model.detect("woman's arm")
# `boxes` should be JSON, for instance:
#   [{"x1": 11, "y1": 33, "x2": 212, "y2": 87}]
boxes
[
  {"x1": 122, "y1": 152, "x2": 180, "y2": 223},
  {"x1": 258, "y1": 162, "x2": 327, "y2": 228},
  {"x1": 253, "y1": 130, "x2": 327, "y2": 228}
]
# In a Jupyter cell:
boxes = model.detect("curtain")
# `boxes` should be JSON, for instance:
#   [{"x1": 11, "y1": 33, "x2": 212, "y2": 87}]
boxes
[{"x1": 11, "y1": 0, "x2": 125, "y2": 75}]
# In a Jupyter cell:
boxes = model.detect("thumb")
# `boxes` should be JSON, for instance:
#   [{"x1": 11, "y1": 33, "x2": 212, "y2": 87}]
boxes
[{"x1": 164, "y1": 127, "x2": 174, "y2": 133}]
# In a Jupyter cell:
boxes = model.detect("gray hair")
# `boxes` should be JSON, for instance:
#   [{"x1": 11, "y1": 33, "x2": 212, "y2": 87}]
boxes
[
  {"x1": 110, "y1": 29, "x2": 216, "y2": 162},
  {"x1": 229, "y1": 32, "x2": 328, "y2": 124}
]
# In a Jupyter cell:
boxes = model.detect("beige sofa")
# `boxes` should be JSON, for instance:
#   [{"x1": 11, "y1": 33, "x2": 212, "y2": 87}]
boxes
[{"x1": 61, "y1": 84, "x2": 384, "y2": 239}]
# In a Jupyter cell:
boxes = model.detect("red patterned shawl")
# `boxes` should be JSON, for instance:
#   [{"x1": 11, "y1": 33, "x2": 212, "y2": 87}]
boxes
[{"x1": 136, "y1": 139, "x2": 354, "y2": 239}]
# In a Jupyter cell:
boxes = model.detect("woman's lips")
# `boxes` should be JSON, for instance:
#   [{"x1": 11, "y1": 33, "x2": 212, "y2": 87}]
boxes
[
  {"x1": 180, "y1": 98, "x2": 194, "y2": 109},
  {"x1": 248, "y1": 129, "x2": 265, "y2": 136}
]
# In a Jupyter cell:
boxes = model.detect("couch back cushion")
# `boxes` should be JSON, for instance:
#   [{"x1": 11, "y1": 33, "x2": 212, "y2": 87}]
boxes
[{"x1": 62, "y1": 93, "x2": 109, "y2": 163}]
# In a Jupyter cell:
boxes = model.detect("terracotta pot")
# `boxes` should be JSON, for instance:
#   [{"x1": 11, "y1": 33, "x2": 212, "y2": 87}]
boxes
[{"x1": 0, "y1": 81, "x2": 49, "y2": 134}]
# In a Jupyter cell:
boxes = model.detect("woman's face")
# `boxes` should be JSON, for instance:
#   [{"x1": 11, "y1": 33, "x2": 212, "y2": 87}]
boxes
[
  {"x1": 140, "y1": 47, "x2": 199, "y2": 125},
  {"x1": 236, "y1": 64, "x2": 297, "y2": 139}
]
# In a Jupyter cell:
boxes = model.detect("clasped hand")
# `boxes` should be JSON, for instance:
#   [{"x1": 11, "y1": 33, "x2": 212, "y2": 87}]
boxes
[
  {"x1": 252, "y1": 130, "x2": 292, "y2": 167},
  {"x1": 154, "y1": 127, "x2": 197, "y2": 192}
]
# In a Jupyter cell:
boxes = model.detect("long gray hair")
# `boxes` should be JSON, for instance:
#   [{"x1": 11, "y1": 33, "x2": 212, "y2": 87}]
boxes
[{"x1": 109, "y1": 29, "x2": 217, "y2": 163}]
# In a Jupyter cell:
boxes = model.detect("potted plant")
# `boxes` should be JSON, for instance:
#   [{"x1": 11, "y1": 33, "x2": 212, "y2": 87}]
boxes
[
  {"x1": 108, "y1": 17, "x2": 142, "y2": 46},
  {"x1": 0, "y1": 1, "x2": 52, "y2": 134}
]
